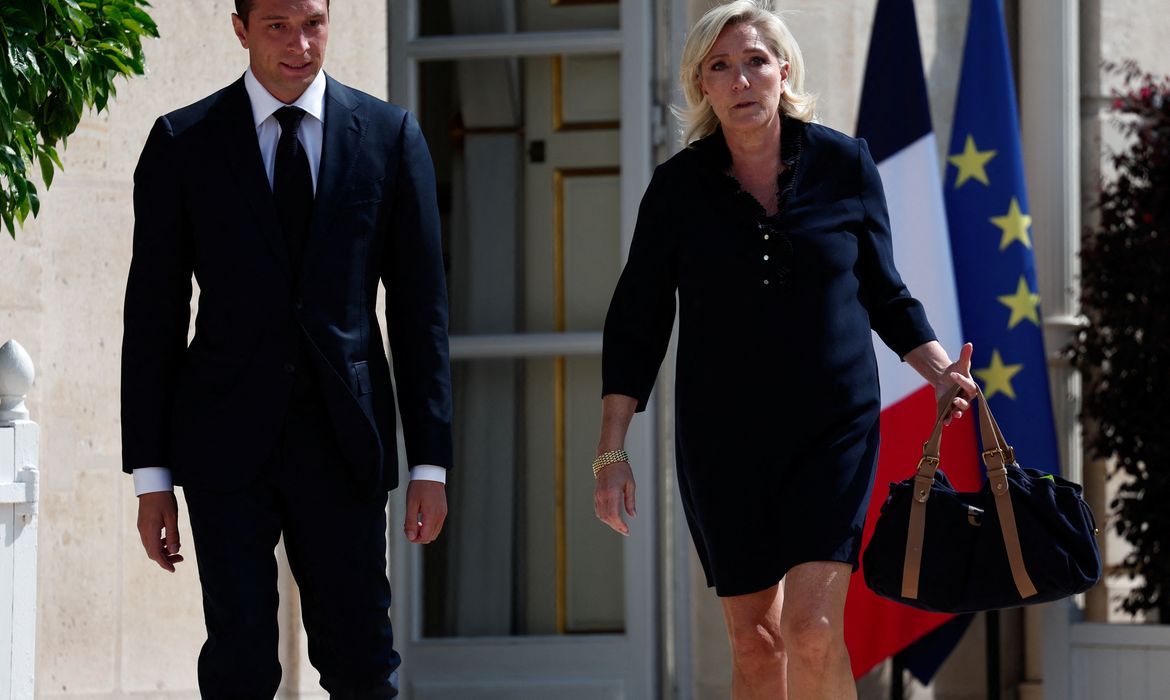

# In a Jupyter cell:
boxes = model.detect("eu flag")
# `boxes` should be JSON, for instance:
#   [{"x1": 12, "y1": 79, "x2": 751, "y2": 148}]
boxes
[{"x1": 945, "y1": 0, "x2": 1061, "y2": 476}]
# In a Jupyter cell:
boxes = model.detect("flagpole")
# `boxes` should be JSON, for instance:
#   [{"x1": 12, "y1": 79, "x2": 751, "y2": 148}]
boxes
[
  {"x1": 890, "y1": 654, "x2": 905, "y2": 700},
  {"x1": 986, "y1": 610, "x2": 1001, "y2": 700}
]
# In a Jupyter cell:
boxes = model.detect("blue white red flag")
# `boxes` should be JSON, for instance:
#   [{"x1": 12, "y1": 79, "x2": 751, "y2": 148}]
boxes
[
  {"x1": 844, "y1": 0, "x2": 983, "y2": 681},
  {"x1": 846, "y1": 0, "x2": 1064, "y2": 683}
]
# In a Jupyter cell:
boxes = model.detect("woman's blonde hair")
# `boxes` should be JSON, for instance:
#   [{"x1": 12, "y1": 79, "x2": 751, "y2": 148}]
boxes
[{"x1": 676, "y1": 1, "x2": 816, "y2": 145}]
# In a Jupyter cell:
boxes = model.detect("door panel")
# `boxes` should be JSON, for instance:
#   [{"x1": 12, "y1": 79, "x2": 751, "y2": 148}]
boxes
[
  {"x1": 565, "y1": 355, "x2": 622, "y2": 632},
  {"x1": 416, "y1": 52, "x2": 623, "y2": 639},
  {"x1": 419, "y1": 0, "x2": 619, "y2": 36},
  {"x1": 562, "y1": 172, "x2": 622, "y2": 329},
  {"x1": 392, "y1": 1, "x2": 656, "y2": 696},
  {"x1": 556, "y1": 55, "x2": 622, "y2": 129}
]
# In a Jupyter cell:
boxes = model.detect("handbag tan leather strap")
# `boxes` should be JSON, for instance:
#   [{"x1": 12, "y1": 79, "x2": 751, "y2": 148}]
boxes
[{"x1": 900, "y1": 385, "x2": 1038, "y2": 601}]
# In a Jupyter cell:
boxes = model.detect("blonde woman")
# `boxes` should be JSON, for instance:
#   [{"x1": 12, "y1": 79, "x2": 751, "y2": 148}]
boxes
[{"x1": 593, "y1": 2, "x2": 976, "y2": 698}]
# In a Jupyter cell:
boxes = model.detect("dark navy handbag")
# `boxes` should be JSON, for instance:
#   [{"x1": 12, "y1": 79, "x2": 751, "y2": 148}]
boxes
[{"x1": 863, "y1": 386, "x2": 1102, "y2": 613}]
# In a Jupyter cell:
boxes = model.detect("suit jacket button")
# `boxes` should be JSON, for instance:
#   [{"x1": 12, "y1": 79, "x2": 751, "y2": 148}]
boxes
[
  {"x1": 283, "y1": 362, "x2": 296, "y2": 374},
  {"x1": 294, "y1": 298, "x2": 303, "y2": 310}
]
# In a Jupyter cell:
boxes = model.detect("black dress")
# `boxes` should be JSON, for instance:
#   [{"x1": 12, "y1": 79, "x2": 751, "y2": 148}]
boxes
[{"x1": 602, "y1": 118, "x2": 936, "y2": 596}]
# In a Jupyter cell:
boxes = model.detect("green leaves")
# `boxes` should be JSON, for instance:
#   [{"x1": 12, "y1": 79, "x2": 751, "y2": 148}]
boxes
[
  {"x1": 1, "y1": 0, "x2": 49, "y2": 35},
  {"x1": 1, "y1": 0, "x2": 158, "y2": 238}
]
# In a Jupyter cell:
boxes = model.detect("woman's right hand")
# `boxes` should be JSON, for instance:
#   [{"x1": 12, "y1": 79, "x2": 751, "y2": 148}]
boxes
[{"x1": 594, "y1": 460, "x2": 637, "y2": 536}]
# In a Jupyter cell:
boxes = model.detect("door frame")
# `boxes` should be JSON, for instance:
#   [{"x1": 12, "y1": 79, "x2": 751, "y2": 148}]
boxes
[{"x1": 386, "y1": 1, "x2": 658, "y2": 696}]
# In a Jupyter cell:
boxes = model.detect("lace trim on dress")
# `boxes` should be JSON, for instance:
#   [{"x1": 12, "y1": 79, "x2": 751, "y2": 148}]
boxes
[
  {"x1": 709, "y1": 118, "x2": 804, "y2": 288},
  {"x1": 713, "y1": 116, "x2": 805, "y2": 217}
]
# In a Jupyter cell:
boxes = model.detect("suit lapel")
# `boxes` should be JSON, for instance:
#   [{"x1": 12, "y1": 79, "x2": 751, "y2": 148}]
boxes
[
  {"x1": 302, "y1": 76, "x2": 364, "y2": 276},
  {"x1": 212, "y1": 77, "x2": 292, "y2": 281}
]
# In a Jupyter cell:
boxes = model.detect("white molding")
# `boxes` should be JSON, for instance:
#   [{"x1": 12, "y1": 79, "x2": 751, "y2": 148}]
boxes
[
  {"x1": 1020, "y1": 1, "x2": 1081, "y2": 321},
  {"x1": 662, "y1": 2, "x2": 692, "y2": 697},
  {"x1": 388, "y1": 0, "x2": 416, "y2": 109},
  {"x1": 450, "y1": 332, "x2": 602, "y2": 359},
  {"x1": 1019, "y1": 0, "x2": 1083, "y2": 479},
  {"x1": 1044, "y1": 315, "x2": 1085, "y2": 330},
  {"x1": 405, "y1": 30, "x2": 623, "y2": 61},
  {"x1": 620, "y1": 2, "x2": 659, "y2": 697},
  {"x1": 619, "y1": 13, "x2": 652, "y2": 258},
  {"x1": 0, "y1": 482, "x2": 34, "y2": 505},
  {"x1": 1043, "y1": 601, "x2": 1074, "y2": 700},
  {"x1": 1071, "y1": 622, "x2": 1170, "y2": 647},
  {"x1": 1022, "y1": 6, "x2": 1084, "y2": 699},
  {"x1": 1065, "y1": 620, "x2": 1170, "y2": 699}
]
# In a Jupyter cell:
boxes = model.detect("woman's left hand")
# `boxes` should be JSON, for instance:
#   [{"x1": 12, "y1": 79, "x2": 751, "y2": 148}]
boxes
[
  {"x1": 935, "y1": 342, "x2": 979, "y2": 425},
  {"x1": 905, "y1": 340, "x2": 980, "y2": 426}
]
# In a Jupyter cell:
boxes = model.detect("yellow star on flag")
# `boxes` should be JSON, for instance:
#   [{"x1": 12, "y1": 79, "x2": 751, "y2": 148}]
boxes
[
  {"x1": 997, "y1": 276, "x2": 1042, "y2": 329},
  {"x1": 974, "y1": 349, "x2": 1024, "y2": 400},
  {"x1": 990, "y1": 197, "x2": 1032, "y2": 250},
  {"x1": 947, "y1": 135, "x2": 997, "y2": 188}
]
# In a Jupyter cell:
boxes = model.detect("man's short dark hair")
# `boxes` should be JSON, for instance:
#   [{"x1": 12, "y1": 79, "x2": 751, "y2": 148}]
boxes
[{"x1": 235, "y1": 0, "x2": 329, "y2": 26}]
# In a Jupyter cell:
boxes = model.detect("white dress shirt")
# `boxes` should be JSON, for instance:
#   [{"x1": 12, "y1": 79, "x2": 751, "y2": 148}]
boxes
[{"x1": 132, "y1": 69, "x2": 446, "y2": 495}]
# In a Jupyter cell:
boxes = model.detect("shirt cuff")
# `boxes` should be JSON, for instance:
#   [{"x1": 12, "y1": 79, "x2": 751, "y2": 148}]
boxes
[
  {"x1": 409, "y1": 464, "x2": 447, "y2": 484},
  {"x1": 134, "y1": 465, "x2": 446, "y2": 490},
  {"x1": 133, "y1": 467, "x2": 174, "y2": 496}
]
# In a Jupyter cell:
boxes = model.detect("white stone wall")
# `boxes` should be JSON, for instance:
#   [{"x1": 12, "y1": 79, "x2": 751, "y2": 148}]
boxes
[{"x1": 0, "y1": 1, "x2": 386, "y2": 696}]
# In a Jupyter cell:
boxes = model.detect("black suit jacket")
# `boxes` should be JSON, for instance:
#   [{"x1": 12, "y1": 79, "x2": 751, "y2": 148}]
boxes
[{"x1": 121, "y1": 75, "x2": 453, "y2": 492}]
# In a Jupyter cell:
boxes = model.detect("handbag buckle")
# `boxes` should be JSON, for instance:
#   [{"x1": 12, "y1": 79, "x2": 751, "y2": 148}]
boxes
[
  {"x1": 982, "y1": 448, "x2": 1007, "y2": 467},
  {"x1": 916, "y1": 456, "x2": 939, "y2": 474},
  {"x1": 981, "y1": 447, "x2": 1017, "y2": 468}
]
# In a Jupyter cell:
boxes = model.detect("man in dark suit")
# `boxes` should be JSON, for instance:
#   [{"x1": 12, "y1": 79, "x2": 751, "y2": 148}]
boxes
[{"x1": 121, "y1": 0, "x2": 452, "y2": 696}]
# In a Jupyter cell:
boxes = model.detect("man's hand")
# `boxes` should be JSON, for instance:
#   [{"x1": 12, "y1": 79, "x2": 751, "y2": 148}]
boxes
[
  {"x1": 404, "y1": 480, "x2": 447, "y2": 544},
  {"x1": 137, "y1": 491, "x2": 184, "y2": 572}
]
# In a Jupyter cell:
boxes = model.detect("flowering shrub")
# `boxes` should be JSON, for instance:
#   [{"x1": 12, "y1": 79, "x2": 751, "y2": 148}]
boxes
[{"x1": 1070, "y1": 61, "x2": 1170, "y2": 620}]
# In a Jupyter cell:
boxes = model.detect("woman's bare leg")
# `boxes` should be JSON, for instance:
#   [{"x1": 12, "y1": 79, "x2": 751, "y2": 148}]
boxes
[
  {"x1": 720, "y1": 582, "x2": 787, "y2": 700},
  {"x1": 779, "y1": 561, "x2": 857, "y2": 699}
]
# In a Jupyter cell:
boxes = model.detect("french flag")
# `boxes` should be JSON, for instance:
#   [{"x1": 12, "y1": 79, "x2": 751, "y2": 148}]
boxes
[{"x1": 843, "y1": 0, "x2": 984, "y2": 680}]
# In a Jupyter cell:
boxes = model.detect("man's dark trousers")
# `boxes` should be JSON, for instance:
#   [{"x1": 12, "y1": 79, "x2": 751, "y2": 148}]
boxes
[{"x1": 183, "y1": 362, "x2": 399, "y2": 698}]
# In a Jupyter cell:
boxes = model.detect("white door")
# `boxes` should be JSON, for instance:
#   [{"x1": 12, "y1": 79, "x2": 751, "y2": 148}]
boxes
[{"x1": 388, "y1": 2, "x2": 657, "y2": 698}]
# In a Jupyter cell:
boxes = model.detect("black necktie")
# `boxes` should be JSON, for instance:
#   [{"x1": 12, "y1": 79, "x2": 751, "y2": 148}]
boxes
[{"x1": 273, "y1": 106, "x2": 314, "y2": 273}]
